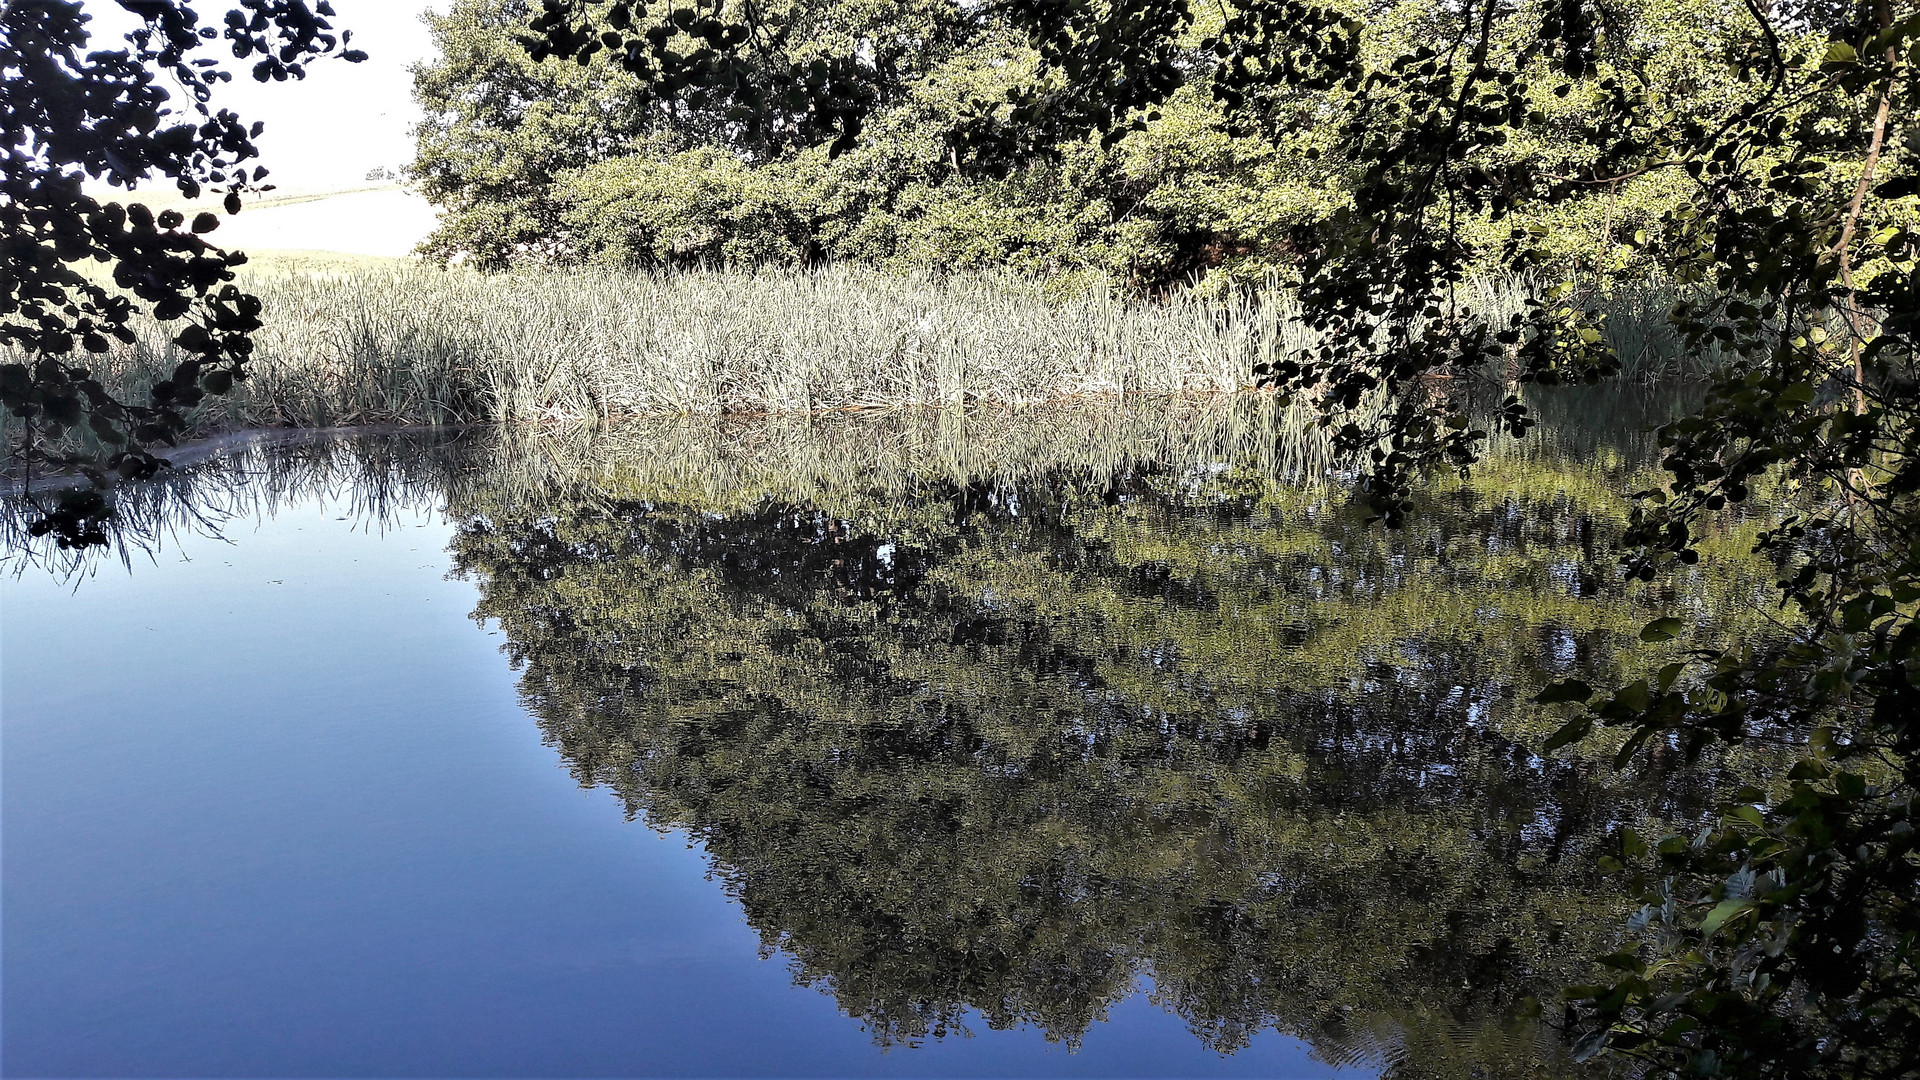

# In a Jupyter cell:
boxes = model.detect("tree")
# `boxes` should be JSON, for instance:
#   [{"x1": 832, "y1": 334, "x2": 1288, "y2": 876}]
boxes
[
  {"x1": 525, "y1": 0, "x2": 1920, "y2": 1075},
  {"x1": 411, "y1": 0, "x2": 660, "y2": 269},
  {"x1": 421, "y1": 1, "x2": 1821, "y2": 288},
  {"x1": 1, "y1": 0, "x2": 363, "y2": 546}
]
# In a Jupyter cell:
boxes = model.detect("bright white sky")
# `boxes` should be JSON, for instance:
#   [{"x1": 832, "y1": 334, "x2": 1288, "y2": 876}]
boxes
[{"x1": 80, "y1": 1, "x2": 446, "y2": 192}]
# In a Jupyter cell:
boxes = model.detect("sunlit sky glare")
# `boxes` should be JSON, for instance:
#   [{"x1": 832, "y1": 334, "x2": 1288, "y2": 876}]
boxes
[{"x1": 80, "y1": 1, "x2": 446, "y2": 193}]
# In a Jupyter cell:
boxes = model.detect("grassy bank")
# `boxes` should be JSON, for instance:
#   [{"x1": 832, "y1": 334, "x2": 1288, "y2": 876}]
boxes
[{"x1": 15, "y1": 264, "x2": 1707, "y2": 445}]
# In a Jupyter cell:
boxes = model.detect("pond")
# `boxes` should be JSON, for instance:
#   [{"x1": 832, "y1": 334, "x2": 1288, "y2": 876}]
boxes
[{"x1": 2, "y1": 392, "x2": 1777, "y2": 1078}]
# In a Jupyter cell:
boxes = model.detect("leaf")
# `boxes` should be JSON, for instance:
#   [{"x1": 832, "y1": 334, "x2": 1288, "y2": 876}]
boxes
[
  {"x1": 1873, "y1": 175, "x2": 1919, "y2": 199},
  {"x1": 1788, "y1": 759, "x2": 1831, "y2": 781},
  {"x1": 1542, "y1": 715, "x2": 1594, "y2": 753},
  {"x1": 1597, "y1": 951, "x2": 1646, "y2": 973},
  {"x1": 1659, "y1": 1015, "x2": 1699, "y2": 1043},
  {"x1": 1572, "y1": 1028, "x2": 1611, "y2": 1062},
  {"x1": 1535, "y1": 678, "x2": 1594, "y2": 704},
  {"x1": 1823, "y1": 42, "x2": 1859, "y2": 64},
  {"x1": 1614, "y1": 725, "x2": 1656, "y2": 769},
  {"x1": 1640, "y1": 617, "x2": 1686, "y2": 643},
  {"x1": 1700, "y1": 899, "x2": 1753, "y2": 938},
  {"x1": 1614, "y1": 679, "x2": 1653, "y2": 713}
]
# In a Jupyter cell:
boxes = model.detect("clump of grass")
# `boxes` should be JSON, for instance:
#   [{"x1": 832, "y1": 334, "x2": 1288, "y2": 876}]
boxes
[
  {"x1": 35, "y1": 265, "x2": 1300, "y2": 432},
  {"x1": 5, "y1": 264, "x2": 1706, "y2": 454}
]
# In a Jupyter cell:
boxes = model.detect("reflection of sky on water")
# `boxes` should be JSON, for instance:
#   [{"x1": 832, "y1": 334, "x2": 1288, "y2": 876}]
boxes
[{"x1": 2, "y1": 498, "x2": 1353, "y2": 1078}]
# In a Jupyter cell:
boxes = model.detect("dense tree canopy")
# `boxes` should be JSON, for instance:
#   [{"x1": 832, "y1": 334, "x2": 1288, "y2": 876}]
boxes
[
  {"x1": 417, "y1": 0, "x2": 1914, "y2": 290},
  {"x1": 407, "y1": 0, "x2": 1349, "y2": 280},
  {"x1": 1, "y1": 0, "x2": 363, "y2": 545}
]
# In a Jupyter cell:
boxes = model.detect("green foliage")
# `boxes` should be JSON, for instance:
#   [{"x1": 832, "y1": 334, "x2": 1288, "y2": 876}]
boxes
[
  {"x1": 557, "y1": 149, "x2": 814, "y2": 268},
  {"x1": 1, "y1": 0, "x2": 364, "y2": 545},
  {"x1": 411, "y1": 0, "x2": 658, "y2": 270},
  {"x1": 428, "y1": 0, "x2": 1855, "y2": 292}
]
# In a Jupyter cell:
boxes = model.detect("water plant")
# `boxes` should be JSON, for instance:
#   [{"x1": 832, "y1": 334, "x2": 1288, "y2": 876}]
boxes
[{"x1": 3, "y1": 264, "x2": 1705, "y2": 464}]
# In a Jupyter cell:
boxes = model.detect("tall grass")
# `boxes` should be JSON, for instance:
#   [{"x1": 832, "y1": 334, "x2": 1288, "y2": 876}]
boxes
[{"x1": 8, "y1": 264, "x2": 1707, "y2": 447}]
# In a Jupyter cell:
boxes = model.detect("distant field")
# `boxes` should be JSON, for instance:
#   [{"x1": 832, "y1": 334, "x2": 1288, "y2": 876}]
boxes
[
  {"x1": 212, "y1": 186, "x2": 439, "y2": 259},
  {"x1": 86, "y1": 183, "x2": 440, "y2": 260}
]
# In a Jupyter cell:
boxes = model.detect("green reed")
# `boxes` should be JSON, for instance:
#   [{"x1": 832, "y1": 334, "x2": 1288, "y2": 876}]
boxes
[{"x1": 3, "y1": 265, "x2": 1707, "y2": 453}]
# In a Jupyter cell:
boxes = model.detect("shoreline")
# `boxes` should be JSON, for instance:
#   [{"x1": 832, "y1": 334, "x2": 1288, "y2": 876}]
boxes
[
  {"x1": 3, "y1": 423, "x2": 480, "y2": 498},
  {"x1": 3, "y1": 390, "x2": 1300, "y2": 495}
]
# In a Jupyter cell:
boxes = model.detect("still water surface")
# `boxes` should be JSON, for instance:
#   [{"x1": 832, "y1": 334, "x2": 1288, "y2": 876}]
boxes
[{"x1": 2, "y1": 396, "x2": 1765, "y2": 1078}]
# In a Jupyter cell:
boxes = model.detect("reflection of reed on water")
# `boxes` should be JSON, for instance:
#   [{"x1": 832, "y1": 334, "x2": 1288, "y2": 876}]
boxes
[
  {"x1": 1, "y1": 386, "x2": 1676, "y2": 574},
  {"x1": 3, "y1": 396, "x2": 1361, "y2": 567}
]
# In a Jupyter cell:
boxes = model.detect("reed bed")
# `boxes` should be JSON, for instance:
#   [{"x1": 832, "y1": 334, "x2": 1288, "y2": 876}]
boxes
[{"x1": 8, "y1": 265, "x2": 1704, "y2": 447}]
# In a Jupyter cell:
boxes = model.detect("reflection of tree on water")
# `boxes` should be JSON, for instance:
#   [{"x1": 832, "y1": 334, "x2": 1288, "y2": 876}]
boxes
[
  {"x1": 1, "y1": 399, "x2": 1775, "y2": 1077},
  {"x1": 445, "y1": 428, "x2": 1773, "y2": 1077}
]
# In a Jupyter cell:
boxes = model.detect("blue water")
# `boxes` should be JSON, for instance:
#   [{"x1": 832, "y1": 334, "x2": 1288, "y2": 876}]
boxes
[{"x1": 3, "y1": 494, "x2": 1353, "y2": 1078}]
